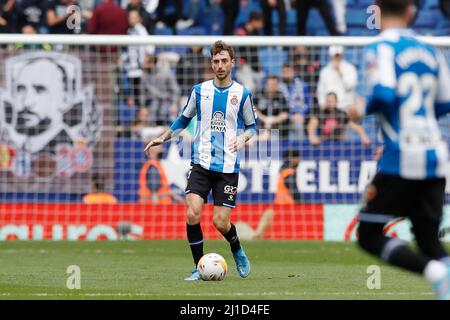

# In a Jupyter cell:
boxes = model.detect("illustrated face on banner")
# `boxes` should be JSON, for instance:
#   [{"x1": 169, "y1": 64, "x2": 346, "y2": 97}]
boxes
[
  {"x1": 0, "y1": 52, "x2": 101, "y2": 155},
  {"x1": 14, "y1": 60, "x2": 65, "y2": 137},
  {"x1": 0, "y1": 51, "x2": 102, "y2": 181}
]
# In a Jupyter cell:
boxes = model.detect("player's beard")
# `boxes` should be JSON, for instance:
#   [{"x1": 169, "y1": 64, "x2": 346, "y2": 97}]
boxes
[
  {"x1": 216, "y1": 70, "x2": 230, "y2": 81},
  {"x1": 15, "y1": 110, "x2": 52, "y2": 136}
]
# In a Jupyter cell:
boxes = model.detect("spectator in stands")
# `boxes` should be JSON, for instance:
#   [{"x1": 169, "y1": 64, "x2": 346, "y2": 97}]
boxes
[
  {"x1": 307, "y1": 92, "x2": 370, "y2": 146},
  {"x1": 274, "y1": 149, "x2": 301, "y2": 204},
  {"x1": 254, "y1": 75, "x2": 290, "y2": 139},
  {"x1": 76, "y1": 0, "x2": 95, "y2": 33},
  {"x1": 142, "y1": 54, "x2": 180, "y2": 127},
  {"x1": 131, "y1": 107, "x2": 152, "y2": 139},
  {"x1": 83, "y1": 173, "x2": 118, "y2": 204},
  {"x1": 332, "y1": 0, "x2": 347, "y2": 34},
  {"x1": 154, "y1": 0, "x2": 192, "y2": 33},
  {"x1": 0, "y1": 0, "x2": 17, "y2": 33},
  {"x1": 220, "y1": 0, "x2": 240, "y2": 35},
  {"x1": 202, "y1": 64, "x2": 214, "y2": 82},
  {"x1": 17, "y1": 0, "x2": 51, "y2": 33},
  {"x1": 289, "y1": 45, "x2": 321, "y2": 93},
  {"x1": 294, "y1": 0, "x2": 340, "y2": 35},
  {"x1": 0, "y1": 13, "x2": 10, "y2": 33},
  {"x1": 138, "y1": 129, "x2": 180, "y2": 204},
  {"x1": 16, "y1": 24, "x2": 52, "y2": 49},
  {"x1": 176, "y1": 45, "x2": 209, "y2": 96},
  {"x1": 235, "y1": 11, "x2": 264, "y2": 93},
  {"x1": 88, "y1": 0, "x2": 128, "y2": 35},
  {"x1": 279, "y1": 63, "x2": 310, "y2": 136},
  {"x1": 260, "y1": 0, "x2": 286, "y2": 35},
  {"x1": 441, "y1": 0, "x2": 450, "y2": 18},
  {"x1": 46, "y1": 0, "x2": 78, "y2": 34},
  {"x1": 254, "y1": 149, "x2": 301, "y2": 238},
  {"x1": 317, "y1": 45, "x2": 357, "y2": 111},
  {"x1": 121, "y1": 9, "x2": 155, "y2": 107},
  {"x1": 126, "y1": 0, "x2": 154, "y2": 34}
]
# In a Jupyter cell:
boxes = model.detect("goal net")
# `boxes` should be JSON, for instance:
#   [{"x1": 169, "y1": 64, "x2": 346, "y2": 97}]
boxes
[{"x1": 0, "y1": 35, "x2": 449, "y2": 241}]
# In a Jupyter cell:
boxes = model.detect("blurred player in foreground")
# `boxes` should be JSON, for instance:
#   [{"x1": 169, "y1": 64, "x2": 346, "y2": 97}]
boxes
[
  {"x1": 144, "y1": 41, "x2": 257, "y2": 281},
  {"x1": 348, "y1": 0, "x2": 450, "y2": 299}
]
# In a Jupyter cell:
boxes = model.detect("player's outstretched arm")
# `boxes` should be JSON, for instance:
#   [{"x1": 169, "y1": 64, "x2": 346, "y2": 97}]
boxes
[
  {"x1": 144, "y1": 130, "x2": 173, "y2": 156},
  {"x1": 144, "y1": 86, "x2": 197, "y2": 157}
]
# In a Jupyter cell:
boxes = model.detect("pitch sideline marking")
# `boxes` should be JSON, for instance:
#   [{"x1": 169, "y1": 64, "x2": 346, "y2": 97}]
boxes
[{"x1": 0, "y1": 291, "x2": 434, "y2": 297}]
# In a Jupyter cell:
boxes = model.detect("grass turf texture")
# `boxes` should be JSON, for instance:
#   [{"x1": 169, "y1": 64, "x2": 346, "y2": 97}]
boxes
[{"x1": 0, "y1": 240, "x2": 443, "y2": 300}]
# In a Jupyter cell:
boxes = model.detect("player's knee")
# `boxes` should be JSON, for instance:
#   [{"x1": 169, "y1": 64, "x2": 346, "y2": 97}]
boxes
[
  {"x1": 186, "y1": 207, "x2": 201, "y2": 224},
  {"x1": 212, "y1": 216, "x2": 229, "y2": 234}
]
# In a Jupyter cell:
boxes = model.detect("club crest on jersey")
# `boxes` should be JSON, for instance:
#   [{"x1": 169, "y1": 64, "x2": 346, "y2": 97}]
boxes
[
  {"x1": 211, "y1": 111, "x2": 226, "y2": 132},
  {"x1": 230, "y1": 96, "x2": 239, "y2": 106}
]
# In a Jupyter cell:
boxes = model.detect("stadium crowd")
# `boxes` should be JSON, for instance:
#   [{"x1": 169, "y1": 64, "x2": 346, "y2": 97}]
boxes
[{"x1": 1, "y1": 0, "x2": 449, "y2": 145}]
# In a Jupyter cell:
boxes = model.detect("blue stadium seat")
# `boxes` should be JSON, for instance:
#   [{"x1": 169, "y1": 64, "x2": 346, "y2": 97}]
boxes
[
  {"x1": 314, "y1": 29, "x2": 331, "y2": 36},
  {"x1": 356, "y1": 0, "x2": 375, "y2": 8},
  {"x1": 424, "y1": 0, "x2": 439, "y2": 9},
  {"x1": 306, "y1": 9, "x2": 327, "y2": 35},
  {"x1": 346, "y1": 9, "x2": 368, "y2": 27},
  {"x1": 174, "y1": 28, "x2": 206, "y2": 55},
  {"x1": 196, "y1": 1, "x2": 224, "y2": 35},
  {"x1": 436, "y1": 18, "x2": 450, "y2": 35},
  {"x1": 413, "y1": 10, "x2": 438, "y2": 28},
  {"x1": 176, "y1": 27, "x2": 206, "y2": 36},
  {"x1": 154, "y1": 27, "x2": 173, "y2": 35},
  {"x1": 258, "y1": 47, "x2": 287, "y2": 77},
  {"x1": 347, "y1": 27, "x2": 378, "y2": 36},
  {"x1": 235, "y1": 0, "x2": 262, "y2": 28}
]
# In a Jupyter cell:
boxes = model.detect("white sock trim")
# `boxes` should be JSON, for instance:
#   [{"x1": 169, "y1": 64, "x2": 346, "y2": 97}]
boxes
[{"x1": 424, "y1": 260, "x2": 447, "y2": 284}]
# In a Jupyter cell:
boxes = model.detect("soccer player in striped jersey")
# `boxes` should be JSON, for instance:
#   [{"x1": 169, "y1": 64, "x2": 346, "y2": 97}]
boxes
[
  {"x1": 144, "y1": 41, "x2": 257, "y2": 281},
  {"x1": 348, "y1": 0, "x2": 450, "y2": 299}
]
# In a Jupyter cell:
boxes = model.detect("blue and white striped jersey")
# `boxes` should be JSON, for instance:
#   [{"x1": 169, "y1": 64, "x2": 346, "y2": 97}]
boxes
[
  {"x1": 170, "y1": 80, "x2": 257, "y2": 173},
  {"x1": 363, "y1": 28, "x2": 450, "y2": 179}
]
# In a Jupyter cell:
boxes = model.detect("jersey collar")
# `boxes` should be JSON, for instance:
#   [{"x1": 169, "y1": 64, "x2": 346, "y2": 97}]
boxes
[
  {"x1": 212, "y1": 80, "x2": 234, "y2": 93},
  {"x1": 380, "y1": 28, "x2": 416, "y2": 39}
]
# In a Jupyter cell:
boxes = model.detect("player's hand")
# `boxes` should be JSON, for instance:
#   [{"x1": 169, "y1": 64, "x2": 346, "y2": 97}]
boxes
[
  {"x1": 230, "y1": 136, "x2": 246, "y2": 153},
  {"x1": 144, "y1": 137, "x2": 164, "y2": 156}
]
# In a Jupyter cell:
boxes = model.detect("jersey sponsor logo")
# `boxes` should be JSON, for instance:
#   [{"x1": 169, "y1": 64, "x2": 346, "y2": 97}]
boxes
[{"x1": 211, "y1": 111, "x2": 226, "y2": 132}]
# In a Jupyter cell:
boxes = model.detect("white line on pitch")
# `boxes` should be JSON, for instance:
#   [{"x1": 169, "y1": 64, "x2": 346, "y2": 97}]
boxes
[{"x1": 0, "y1": 291, "x2": 433, "y2": 297}]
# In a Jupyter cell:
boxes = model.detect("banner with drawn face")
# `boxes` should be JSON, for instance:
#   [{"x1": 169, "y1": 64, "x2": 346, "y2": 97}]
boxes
[{"x1": 0, "y1": 51, "x2": 105, "y2": 193}]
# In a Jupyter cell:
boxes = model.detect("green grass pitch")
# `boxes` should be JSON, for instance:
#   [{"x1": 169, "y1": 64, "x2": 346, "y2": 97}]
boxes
[{"x1": 0, "y1": 240, "x2": 442, "y2": 300}]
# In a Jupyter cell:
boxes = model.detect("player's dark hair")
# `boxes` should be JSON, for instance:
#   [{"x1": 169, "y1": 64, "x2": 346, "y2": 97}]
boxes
[
  {"x1": 376, "y1": 0, "x2": 415, "y2": 16},
  {"x1": 210, "y1": 40, "x2": 234, "y2": 61}
]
